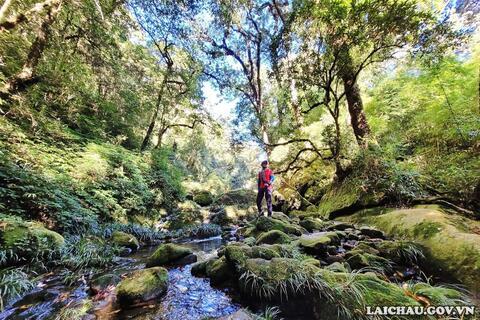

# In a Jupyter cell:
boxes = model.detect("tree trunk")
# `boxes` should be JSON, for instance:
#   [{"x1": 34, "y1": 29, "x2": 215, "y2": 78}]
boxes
[
  {"x1": 155, "y1": 126, "x2": 168, "y2": 149},
  {"x1": 260, "y1": 122, "x2": 271, "y2": 159},
  {"x1": 341, "y1": 64, "x2": 371, "y2": 147},
  {"x1": 140, "y1": 68, "x2": 171, "y2": 151},
  {"x1": 1, "y1": 0, "x2": 61, "y2": 98},
  {"x1": 332, "y1": 117, "x2": 346, "y2": 180}
]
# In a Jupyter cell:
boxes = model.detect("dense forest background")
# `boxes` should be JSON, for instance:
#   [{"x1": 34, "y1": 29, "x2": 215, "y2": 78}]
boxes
[{"x1": 0, "y1": 0, "x2": 479, "y2": 318}]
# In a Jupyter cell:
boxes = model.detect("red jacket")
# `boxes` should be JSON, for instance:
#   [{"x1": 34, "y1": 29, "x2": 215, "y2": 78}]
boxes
[{"x1": 258, "y1": 168, "x2": 273, "y2": 190}]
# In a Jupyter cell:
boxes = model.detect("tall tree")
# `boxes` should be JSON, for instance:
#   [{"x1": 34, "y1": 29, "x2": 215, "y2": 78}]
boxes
[
  {"x1": 128, "y1": 0, "x2": 204, "y2": 151},
  {"x1": 199, "y1": 1, "x2": 275, "y2": 156},
  {"x1": 289, "y1": 0, "x2": 456, "y2": 146}
]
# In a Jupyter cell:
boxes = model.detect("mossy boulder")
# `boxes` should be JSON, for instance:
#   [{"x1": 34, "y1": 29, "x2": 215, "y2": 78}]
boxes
[
  {"x1": 255, "y1": 216, "x2": 306, "y2": 236},
  {"x1": 193, "y1": 191, "x2": 214, "y2": 207},
  {"x1": 224, "y1": 244, "x2": 253, "y2": 270},
  {"x1": 327, "y1": 222, "x2": 354, "y2": 231},
  {"x1": 299, "y1": 217, "x2": 326, "y2": 232},
  {"x1": 0, "y1": 220, "x2": 64, "y2": 262},
  {"x1": 90, "y1": 273, "x2": 122, "y2": 294},
  {"x1": 111, "y1": 231, "x2": 140, "y2": 251},
  {"x1": 116, "y1": 267, "x2": 168, "y2": 305},
  {"x1": 191, "y1": 259, "x2": 210, "y2": 277},
  {"x1": 251, "y1": 245, "x2": 281, "y2": 260},
  {"x1": 146, "y1": 243, "x2": 194, "y2": 267},
  {"x1": 341, "y1": 206, "x2": 480, "y2": 296},
  {"x1": 345, "y1": 250, "x2": 392, "y2": 271},
  {"x1": 255, "y1": 230, "x2": 291, "y2": 245},
  {"x1": 288, "y1": 210, "x2": 316, "y2": 219},
  {"x1": 270, "y1": 212, "x2": 291, "y2": 222},
  {"x1": 299, "y1": 232, "x2": 340, "y2": 254},
  {"x1": 205, "y1": 256, "x2": 233, "y2": 285},
  {"x1": 243, "y1": 236, "x2": 256, "y2": 246}
]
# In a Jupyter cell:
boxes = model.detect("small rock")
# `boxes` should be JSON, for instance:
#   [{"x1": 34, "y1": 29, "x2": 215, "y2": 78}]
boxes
[
  {"x1": 174, "y1": 253, "x2": 198, "y2": 266},
  {"x1": 325, "y1": 254, "x2": 345, "y2": 264},
  {"x1": 347, "y1": 233, "x2": 360, "y2": 241},
  {"x1": 327, "y1": 246, "x2": 337, "y2": 255},
  {"x1": 176, "y1": 285, "x2": 188, "y2": 293}
]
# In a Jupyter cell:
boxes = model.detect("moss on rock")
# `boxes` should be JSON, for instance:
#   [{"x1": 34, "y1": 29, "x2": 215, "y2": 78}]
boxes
[
  {"x1": 191, "y1": 259, "x2": 210, "y2": 277},
  {"x1": 116, "y1": 267, "x2": 168, "y2": 305},
  {"x1": 288, "y1": 210, "x2": 316, "y2": 219},
  {"x1": 299, "y1": 232, "x2": 340, "y2": 254},
  {"x1": 224, "y1": 244, "x2": 253, "y2": 270},
  {"x1": 251, "y1": 245, "x2": 281, "y2": 260},
  {"x1": 205, "y1": 256, "x2": 233, "y2": 285},
  {"x1": 111, "y1": 231, "x2": 140, "y2": 251},
  {"x1": 146, "y1": 243, "x2": 193, "y2": 267},
  {"x1": 341, "y1": 206, "x2": 480, "y2": 295},
  {"x1": 299, "y1": 217, "x2": 326, "y2": 232},
  {"x1": 255, "y1": 230, "x2": 291, "y2": 245},
  {"x1": 0, "y1": 220, "x2": 64, "y2": 263},
  {"x1": 193, "y1": 191, "x2": 214, "y2": 206},
  {"x1": 255, "y1": 216, "x2": 306, "y2": 236},
  {"x1": 345, "y1": 250, "x2": 392, "y2": 271}
]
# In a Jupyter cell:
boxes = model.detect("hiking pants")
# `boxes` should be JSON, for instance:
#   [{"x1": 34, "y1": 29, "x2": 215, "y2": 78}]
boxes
[{"x1": 257, "y1": 187, "x2": 272, "y2": 216}]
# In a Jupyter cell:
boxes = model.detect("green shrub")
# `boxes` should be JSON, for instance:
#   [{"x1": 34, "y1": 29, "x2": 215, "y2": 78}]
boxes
[
  {"x1": 150, "y1": 148, "x2": 185, "y2": 207},
  {"x1": 0, "y1": 268, "x2": 35, "y2": 311}
]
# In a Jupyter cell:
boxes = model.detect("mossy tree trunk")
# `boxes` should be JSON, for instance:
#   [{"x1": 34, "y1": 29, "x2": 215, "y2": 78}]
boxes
[{"x1": 340, "y1": 55, "x2": 371, "y2": 147}]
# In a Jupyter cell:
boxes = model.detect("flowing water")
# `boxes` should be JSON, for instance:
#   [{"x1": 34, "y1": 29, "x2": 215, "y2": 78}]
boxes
[{"x1": 0, "y1": 237, "x2": 241, "y2": 320}]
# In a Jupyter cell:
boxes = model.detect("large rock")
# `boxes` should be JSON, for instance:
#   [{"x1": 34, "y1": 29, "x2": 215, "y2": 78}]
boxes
[
  {"x1": 146, "y1": 243, "x2": 194, "y2": 267},
  {"x1": 116, "y1": 267, "x2": 168, "y2": 305},
  {"x1": 255, "y1": 230, "x2": 291, "y2": 245},
  {"x1": 205, "y1": 256, "x2": 233, "y2": 285},
  {"x1": 299, "y1": 217, "x2": 326, "y2": 232},
  {"x1": 255, "y1": 216, "x2": 306, "y2": 236},
  {"x1": 0, "y1": 219, "x2": 64, "y2": 263},
  {"x1": 299, "y1": 232, "x2": 340, "y2": 254},
  {"x1": 251, "y1": 245, "x2": 281, "y2": 260},
  {"x1": 111, "y1": 231, "x2": 140, "y2": 251},
  {"x1": 341, "y1": 206, "x2": 480, "y2": 297}
]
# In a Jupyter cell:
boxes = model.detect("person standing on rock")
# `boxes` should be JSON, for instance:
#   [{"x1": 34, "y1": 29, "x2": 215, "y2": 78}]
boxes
[{"x1": 257, "y1": 160, "x2": 274, "y2": 216}]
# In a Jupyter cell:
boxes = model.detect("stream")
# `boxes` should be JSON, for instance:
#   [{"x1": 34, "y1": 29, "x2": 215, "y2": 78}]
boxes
[{"x1": 0, "y1": 237, "x2": 241, "y2": 320}]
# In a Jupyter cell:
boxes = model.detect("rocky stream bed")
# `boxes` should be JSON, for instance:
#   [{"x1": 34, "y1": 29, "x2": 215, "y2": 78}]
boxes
[{"x1": 1, "y1": 205, "x2": 479, "y2": 320}]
